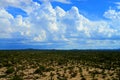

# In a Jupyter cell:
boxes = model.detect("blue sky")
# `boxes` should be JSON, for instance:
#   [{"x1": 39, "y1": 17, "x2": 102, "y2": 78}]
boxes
[{"x1": 0, "y1": 0, "x2": 120, "y2": 49}]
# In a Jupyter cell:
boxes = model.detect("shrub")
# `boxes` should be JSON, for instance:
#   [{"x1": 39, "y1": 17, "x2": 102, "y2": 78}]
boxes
[
  {"x1": 10, "y1": 75, "x2": 23, "y2": 80},
  {"x1": 49, "y1": 72, "x2": 54, "y2": 80},
  {"x1": 0, "y1": 63, "x2": 3, "y2": 68},
  {"x1": 34, "y1": 65, "x2": 46, "y2": 74},
  {"x1": 0, "y1": 75, "x2": 7, "y2": 78},
  {"x1": 81, "y1": 77, "x2": 86, "y2": 80},
  {"x1": 79, "y1": 67, "x2": 82, "y2": 73},
  {"x1": 5, "y1": 67, "x2": 15, "y2": 74},
  {"x1": 57, "y1": 76, "x2": 67, "y2": 80},
  {"x1": 68, "y1": 66, "x2": 74, "y2": 71},
  {"x1": 46, "y1": 67, "x2": 55, "y2": 72},
  {"x1": 71, "y1": 72, "x2": 77, "y2": 78},
  {"x1": 34, "y1": 68, "x2": 43, "y2": 75},
  {"x1": 39, "y1": 65, "x2": 46, "y2": 71}
]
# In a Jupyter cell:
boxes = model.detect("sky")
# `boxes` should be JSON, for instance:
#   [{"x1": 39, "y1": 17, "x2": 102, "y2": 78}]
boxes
[{"x1": 0, "y1": 0, "x2": 120, "y2": 49}]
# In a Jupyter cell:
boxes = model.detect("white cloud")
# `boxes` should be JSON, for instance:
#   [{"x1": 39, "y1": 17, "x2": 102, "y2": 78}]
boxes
[
  {"x1": 104, "y1": 9, "x2": 120, "y2": 20},
  {"x1": 55, "y1": 6, "x2": 66, "y2": 17},
  {"x1": 0, "y1": 0, "x2": 120, "y2": 49},
  {"x1": 0, "y1": 0, "x2": 32, "y2": 8},
  {"x1": 33, "y1": 30, "x2": 46, "y2": 42},
  {"x1": 114, "y1": 2, "x2": 120, "y2": 9},
  {"x1": 0, "y1": 0, "x2": 40, "y2": 15},
  {"x1": 103, "y1": 7, "x2": 120, "y2": 38},
  {"x1": 39, "y1": 0, "x2": 71, "y2": 4},
  {"x1": 115, "y1": 2, "x2": 120, "y2": 5},
  {"x1": 0, "y1": 9, "x2": 13, "y2": 38},
  {"x1": 53, "y1": 0, "x2": 71, "y2": 4}
]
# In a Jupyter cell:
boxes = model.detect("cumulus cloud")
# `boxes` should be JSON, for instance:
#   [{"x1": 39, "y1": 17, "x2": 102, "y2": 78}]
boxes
[
  {"x1": 114, "y1": 2, "x2": 120, "y2": 9},
  {"x1": 52, "y1": 0, "x2": 71, "y2": 4},
  {"x1": 39, "y1": 0, "x2": 71, "y2": 4},
  {"x1": 104, "y1": 7, "x2": 120, "y2": 38},
  {"x1": 0, "y1": 0, "x2": 32, "y2": 8},
  {"x1": 0, "y1": 9, "x2": 13, "y2": 38},
  {"x1": 104, "y1": 9, "x2": 120, "y2": 20},
  {"x1": 0, "y1": 0, "x2": 120, "y2": 49}
]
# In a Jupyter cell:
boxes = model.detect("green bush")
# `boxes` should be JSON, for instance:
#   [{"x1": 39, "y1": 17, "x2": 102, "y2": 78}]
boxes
[
  {"x1": 81, "y1": 77, "x2": 86, "y2": 80},
  {"x1": 46, "y1": 67, "x2": 55, "y2": 72},
  {"x1": 0, "y1": 75, "x2": 7, "y2": 78},
  {"x1": 34, "y1": 68, "x2": 43, "y2": 75},
  {"x1": 71, "y1": 72, "x2": 77, "y2": 78},
  {"x1": 68, "y1": 66, "x2": 74, "y2": 71},
  {"x1": 39, "y1": 65, "x2": 46, "y2": 71},
  {"x1": 10, "y1": 75, "x2": 23, "y2": 80},
  {"x1": 0, "y1": 63, "x2": 3, "y2": 68},
  {"x1": 5, "y1": 67, "x2": 15, "y2": 74},
  {"x1": 57, "y1": 76, "x2": 67, "y2": 80},
  {"x1": 34, "y1": 65, "x2": 46, "y2": 74}
]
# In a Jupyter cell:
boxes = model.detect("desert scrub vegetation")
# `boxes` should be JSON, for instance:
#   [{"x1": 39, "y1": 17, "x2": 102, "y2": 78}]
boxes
[
  {"x1": 5, "y1": 67, "x2": 15, "y2": 74},
  {"x1": 10, "y1": 75, "x2": 23, "y2": 80},
  {"x1": 0, "y1": 50, "x2": 120, "y2": 80}
]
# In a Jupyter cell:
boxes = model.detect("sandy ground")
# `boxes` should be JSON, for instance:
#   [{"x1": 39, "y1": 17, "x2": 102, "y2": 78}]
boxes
[{"x1": 0, "y1": 63, "x2": 118, "y2": 80}]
